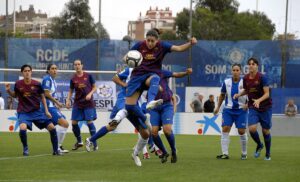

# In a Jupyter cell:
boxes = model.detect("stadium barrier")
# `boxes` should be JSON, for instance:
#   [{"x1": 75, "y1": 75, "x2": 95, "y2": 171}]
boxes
[{"x1": 1, "y1": 110, "x2": 299, "y2": 136}]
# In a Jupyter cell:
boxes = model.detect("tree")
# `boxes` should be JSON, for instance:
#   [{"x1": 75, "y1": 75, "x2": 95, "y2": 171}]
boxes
[
  {"x1": 48, "y1": 0, "x2": 109, "y2": 39},
  {"x1": 175, "y1": 0, "x2": 275, "y2": 40},
  {"x1": 160, "y1": 30, "x2": 178, "y2": 40}
]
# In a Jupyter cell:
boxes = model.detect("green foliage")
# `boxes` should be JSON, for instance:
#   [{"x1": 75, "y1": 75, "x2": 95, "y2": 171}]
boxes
[
  {"x1": 48, "y1": 0, "x2": 109, "y2": 39},
  {"x1": 176, "y1": 0, "x2": 275, "y2": 40},
  {"x1": 0, "y1": 30, "x2": 30, "y2": 38},
  {"x1": 0, "y1": 133, "x2": 299, "y2": 181},
  {"x1": 160, "y1": 30, "x2": 178, "y2": 40}
]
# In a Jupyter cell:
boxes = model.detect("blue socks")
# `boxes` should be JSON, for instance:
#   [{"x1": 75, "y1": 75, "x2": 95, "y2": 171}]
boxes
[
  {"x1": 19, "y1": 129, "x2": 28, "y2": 149},
  {"x1": 90, "y1": 126, "x2": 108, "y2": 142},
  {"x1": 147, "y1": 75, "x2": 160, "y2": 102},
  {"x1": 250, "y1": 131, "x2": 262, "y2": 146},
  {"x1": 87, "y1": 122, "x2": 97, "y2": 146},
  {"x1": 49, "y1": 129, "x2": 58, "y2": 153},
  {"x1": 263, "y1": 133, "x2": 271, "y2": 156},
  {"x1": 125, "y1": 105, "x2": 146, "y2": 122},
  {"x1": 165, "y1": 131, "x2": 176, "y2": 154},
  {"x1": 72, "y1": 124, "x2": 82, "y2": 143},
  {"x1": 153, "y1": 135, "x2": 168, "y2": 155}
]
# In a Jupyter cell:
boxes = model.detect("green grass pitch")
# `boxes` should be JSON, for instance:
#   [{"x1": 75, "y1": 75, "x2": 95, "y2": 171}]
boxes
[{"x1": 0, "y1": 132, "x2": 299, "y2": 182}]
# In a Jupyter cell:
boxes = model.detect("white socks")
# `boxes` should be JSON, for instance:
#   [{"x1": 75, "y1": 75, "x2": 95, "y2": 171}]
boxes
[
  {"x1": 221, "y1": 132, "x2": 230, "y2": 155},
  {"x1": 239, "y1": 133, "x2": 248, "y2": 155},
  {"x1": 134, "y1": 135, "x2": 148, "y2": 156},
  {"x1": 56, "y1": 125, "x2": 68, "y2": 147}
]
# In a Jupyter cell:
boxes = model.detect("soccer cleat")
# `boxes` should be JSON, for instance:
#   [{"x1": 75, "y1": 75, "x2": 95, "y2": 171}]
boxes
[
  {"x1": 143, "y1": 152, "x2": 150, "y2": 159},
  {"x1": 160, "y1": 153, "x2": 169, "y2": 163},
  {"x1": 171, "y1": 152, "x2": 177, "y2": 163},
  {"x1": 108, "y1": 116, "x2": 122, "y2": 127},
  {"x1": 146, "y1": 99, "x2": 163, "y2": 110},
  {"x1": 131, "y1": 153, "x2": 142, "y2": 167},
  {"x1": 216, "y1": 154, "x2": 229, "y2": 159},
  {"x1": 93, "y1": 146, "x2": 99, "y2": 151},
  {"x1": 23, "y1": 147, "x2": 29, "y2": 156},
  {"x1": 155, "y1": 149, "x2": 163, "y2": 157},
  {"x1": 254, "y1": 144, "x2": 264, "y2": 158},
  {"x1": 241, "y1": 154, "x2": 247, "y2": 160},
  {"x1": 58, "y1": 146, "x2": 69, "y2": 153},
  {"x1": 72, "y1": 142, "x2": 84, "y2": 150},
  {"x1": 85, "y1": 138, "x2": 93, "y2": 152},
  {"x1": 264, "y1": 156, "x2": 271, "y2": 161},
  {"x1": 53, "y1": 150, "x2": 63, "y2": 156}
]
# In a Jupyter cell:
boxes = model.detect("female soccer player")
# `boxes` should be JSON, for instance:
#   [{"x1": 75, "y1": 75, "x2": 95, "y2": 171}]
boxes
[
  {"x1": 66, "y1": 59, "x2": 98, "y2": 151},
  {"x1": 234, "y1": 58, "x2": 272, "y2": 160},
  {"x1": 5, "y1": 64, "x2": 60, "y2": 156},
  {"x1": 125, "y1": 29, "x2": 197, "y2": 166},
  {"x1": 41, "y1": 63, "x2": 70, "y2": 153},
  {"x1": 214, "y1": 64, "x2": 248, "y2": 160}
]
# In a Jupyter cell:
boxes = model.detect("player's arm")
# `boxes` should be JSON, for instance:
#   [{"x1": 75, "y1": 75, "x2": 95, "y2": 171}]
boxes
[
  {"x1": 171, "y1": 37, "x2": 197, "y2": 52},
  {"x1": 253, "y1": 86, "x2": 270, "y2": 108},
  {"x1": 172, "y1": 68, "x2": 193, "y2": 78},
  {"x1": 214, "y1": 93, "x2": 225, "y2": 115},
  {"x1": 44, "y1": 90, "x2": 63, "y2": 108},
  {"x1": 233, "y1": 89, "x2": 247, "y2": 99},
  {"x1": 190, "y1": 100, "x2": 195, "y2": 112},
  {"x1": 41, "y1": 93, "x2": 52, "y2": 118},
  {"x1": 66, "y1": 89, "x2": 73, "y2": 109},
  {"x1": 86, "y1": 83, "x2": 97, "y2": 101},
  {"x1": 112, "y1": 74, "x2": 127, "y2": 87},
  {"x1": 5, "y1": 83, "x2": 16, "y2": 98},
  {"x1": 171, "y1": 95, "x2": 177, "y2": 113}
]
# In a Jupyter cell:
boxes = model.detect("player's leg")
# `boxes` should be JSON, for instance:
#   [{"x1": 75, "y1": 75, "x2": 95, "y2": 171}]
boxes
[
  {"x1": 236, "y1": 109, "x2": 248, "y2": 160},
  {"x1": 19, "y1": 122, "x2": 29, "y2": 156},
  {"x1": 145, "y1": 75, "x2": 163, "y2": 110},
  {"x1": 217, "y1": 109, "x2": 233, "y2": 159},
  {"x1": 260, "y1": 108, "x2": 272, "y2": 160},
  {"x1": 71, "y1": 107, "x2": 84, "y2": 150},
  {"x1": 45, "y1": 122, "x2": 60, "y2": 155},
  {"x1": 52, "y1": 108, "x2": 69, "y2": 153},
  {"x1": 248, "y1": 109, "x2": 263, "y2": 158}
]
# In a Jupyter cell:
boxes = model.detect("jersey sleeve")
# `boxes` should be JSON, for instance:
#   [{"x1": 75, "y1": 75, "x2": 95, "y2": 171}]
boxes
[
  {"x1": 130, "y1": 41, "x2": 142, "y2": 50},
  {"x1": 89, "y1": 74, "x2": 96, "y2": 85},
  {"x1": 117, "y1": 68, "x2": 129, "y2": 80},
  {"x1": 37, "y1": 83, "x2": 44, "y2": 94},
  {"x1": 261, "y1": 74, "x2": 269, "y2": 87},
  {"x1": 161, "y1": 41, "x2": 172, "y2": 53},
  {"x1": 69, "y1": 79, "x2": 74, "y2": 89},
  {"x1": 162, "y1": 70, "x2": 173, "y2": 78},
  {"x1": 221, "y1": 81, "x2": 226, "y2": 93},
  {"x1": 42, "y1": 76, "x2": 52, "y2": 90}
]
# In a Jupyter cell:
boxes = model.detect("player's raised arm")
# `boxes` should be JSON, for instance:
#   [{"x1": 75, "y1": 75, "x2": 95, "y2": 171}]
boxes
[
  {"x1": 5, "y1": 83, "x2": 16, "y2": 98},
  {"x1": 171, "y1": 37, "x2": 197, "y2": 52}
]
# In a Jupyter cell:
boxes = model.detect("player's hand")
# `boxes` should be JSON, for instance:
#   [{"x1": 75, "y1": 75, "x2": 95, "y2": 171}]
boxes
[
  {"x1": 252, "y1": 99, "x2": 260, "y2": 108},
  {"x1": 66, "y1": 99, "x2": 71, "y2": 109},
  {"x1": 86, "y1": 94, "x2": 92, "y2": 101},
  {"x1": 190, "y1": 37, "x2": 197, "y2": 45},
  {"x1": 233, "y1": 93, "x2": 239, "y2": 99},
  {"x1": 186, "y1": 68, "x2": 193, "y2": 75},
  {"x1": 213, "y1": 108, "x2": 219, "y2": 115},
  {"x1": 45, "y1": 111, "x2": 52, "y2": 119},
  {"x1": 5, "y1": 83, "x2": 10, "y2": 91},
  {"x1": 56, "y1": 101, "x2": 63, "y2": 109}
]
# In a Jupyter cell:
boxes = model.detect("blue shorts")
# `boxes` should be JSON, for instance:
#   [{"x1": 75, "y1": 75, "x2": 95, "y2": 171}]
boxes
[
  {"x1": 127, "y1": 112, "x2": 148, "y2": 130},
  {"x1": 150, "y1": 102, "x2": 174, "y2": 127},
  {"x1": 110, "y1": 98, "x2": 125, "y2": 119},
  {"x1": 41, "y1": 107, "x2": 66, "y2": 125},
  {"x1": 71, "y1": 107, "x2": 97, "y2": 121},
  {"x1": 126, "y1": 73, "x2": 158, "y2": 97},
  {"x1": 222, "y1": 108, "x2": 247, "y2": 129},
  {"x1": 18, "y1": 110, "x2": 52, "y2": 130},
  {"x1": 248, "y1": 108, "x2": 272, "y2": 129}
]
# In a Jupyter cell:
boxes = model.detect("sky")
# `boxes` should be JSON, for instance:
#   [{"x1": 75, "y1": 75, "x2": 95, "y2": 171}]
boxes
[{"x1": 0, "y1": 0, "x2": 299, "y2": 39}]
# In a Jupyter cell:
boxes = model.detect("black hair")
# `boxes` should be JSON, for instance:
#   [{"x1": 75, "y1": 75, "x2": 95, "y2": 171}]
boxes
[
  {"x1": 74, "y1": 59, "x2": 82, "y2": 65},
  {"x1": 247, "y1": 57, "x2": 259, "y2": 65},
  {"x1": 232, "y1": 63, "x2": 242, "y2": 69},
  {"x1": 46, "y1": 63, "x2": 55, "y2": 74},
  {"x1": 146, "y1": 29, "x2": 159, "y2": 39},
  {"x1": 21, "y1": 64, "x2": 32, "y2": 72},
  {"x1": 0, "y1": 92, "x2": 2, "y2": 97},
  {"x1": 152, "y1": 28, "x2": 161, "y2": 35}
]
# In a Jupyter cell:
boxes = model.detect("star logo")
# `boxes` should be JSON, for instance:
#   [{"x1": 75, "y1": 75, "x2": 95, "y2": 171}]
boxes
[{"x1": 196, "y1": 115, "x2": 221, "y2": 134}]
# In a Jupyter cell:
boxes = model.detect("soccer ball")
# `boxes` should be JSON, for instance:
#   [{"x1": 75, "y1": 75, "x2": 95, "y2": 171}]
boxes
[{"x1": 125, "y1": 50, "x2": 143, "y2": 68}]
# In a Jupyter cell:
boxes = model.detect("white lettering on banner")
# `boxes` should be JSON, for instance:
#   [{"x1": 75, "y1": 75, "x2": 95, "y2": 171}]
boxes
[
  {"x1": 205, "y1": 64, "x2": 265, "y2": 74},
  {"x1": 94, "y1": 99, "x2": 114, "y2": 109},
  {"x1": 36, "y1": 49, "x2": 69, "y2": 62}
]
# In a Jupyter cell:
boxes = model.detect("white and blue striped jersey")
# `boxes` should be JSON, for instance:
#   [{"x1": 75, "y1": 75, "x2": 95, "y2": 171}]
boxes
[
  {"x1": 42, "y1": 74, "x2": 58, "y2": 108},
  {"x1": 221, "y1": 78, "x2": 247, "y2": 109},
  {"x1": 116, "y1": 67, "x2": 133, "y2": 100}
]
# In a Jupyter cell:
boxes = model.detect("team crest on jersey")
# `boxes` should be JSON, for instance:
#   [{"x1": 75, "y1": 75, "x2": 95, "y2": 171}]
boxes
[
  {"x1": 31, "y1": 86, "x2": 35, "y2": 90},
  {"x1": 84, "y1": 77, "x2": 87, "y2": 81},
  {"x1": 255, "y1": 81, "x2": 259, "y2": 85},
  {"x1": 97, "y1": 84, "x2": 113, "y2": 98},
  {"x1": 45, "y1": 80, "x2": 50, "y2": 87}
]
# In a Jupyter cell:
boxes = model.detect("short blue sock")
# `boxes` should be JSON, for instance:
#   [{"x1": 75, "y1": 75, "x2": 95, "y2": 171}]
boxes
[
  {"x1": 165, "y1": 131, "x2": 176, "y2": 154},
  {"x1": 147, "y1": 75, "x2": 160, "y2": 102},
  {"x1": 263, "y1": 133, "x2": 271, "y2": 156},
  {"x1": 148, "y1": 134, "x2": 154, "y2": 147},
  {"x1": 250, "y1": 131, "x2": 262, "y2": 146},
  {"x1": 19, "y1": 129, "x2": 28, "y2": 148},
  {"x1": 90, "y1": 126, "x2": 108, "y2": 142},
  {"x1": 72, "y1": 124, "x2": 82, "y2": 143},
  {"x1": 49, "y1": 129, "x2": 58, "y2": 153}
]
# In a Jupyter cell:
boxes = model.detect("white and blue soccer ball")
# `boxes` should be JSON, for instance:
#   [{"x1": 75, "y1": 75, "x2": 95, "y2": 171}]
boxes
[{"x1": 125, "y1": 50, "x2": 143, "y2": 68}]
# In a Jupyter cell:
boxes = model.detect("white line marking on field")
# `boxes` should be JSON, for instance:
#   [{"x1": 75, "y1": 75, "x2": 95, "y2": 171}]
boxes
[{"x1": 0, "y1": 148, "x2": 131, "y2": 161}]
